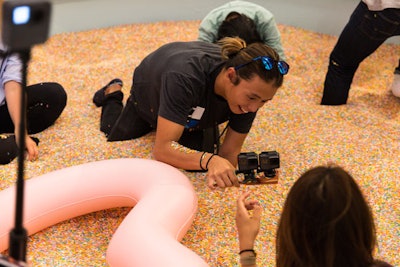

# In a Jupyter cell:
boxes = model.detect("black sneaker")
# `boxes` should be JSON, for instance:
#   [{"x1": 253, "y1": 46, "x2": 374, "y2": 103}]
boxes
[{"x1": 92, "y1": 78, "x2": 123, "y2": 107}]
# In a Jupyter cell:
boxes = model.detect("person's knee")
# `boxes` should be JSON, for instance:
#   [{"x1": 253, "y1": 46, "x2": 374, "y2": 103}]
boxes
[{"x1": 51, "y1": 83, "x2": 67, "y2": 110}]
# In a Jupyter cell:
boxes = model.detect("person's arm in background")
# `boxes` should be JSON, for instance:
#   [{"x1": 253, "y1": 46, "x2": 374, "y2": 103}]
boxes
[
  {"x1": 198, "y1": 7, "x2": 227, "y2": 43},
  {"x1": 4, "y1": 81, "x2": 38, "y2": 161},
  {"x1": 3, "y1": 52, "x2": 38, "y2": 161},
  {"x1": 198, "y1": 18, "x2": 218, "y2": 43},
  {"x1": 255, "y1": 10, "x2": 286, "y2": 60},
  {"x1": 236, "y1": 191, "x2": 263, "y2": 267}
]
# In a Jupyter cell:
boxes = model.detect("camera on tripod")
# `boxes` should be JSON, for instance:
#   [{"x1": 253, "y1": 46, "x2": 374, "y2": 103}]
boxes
[
  {"x1": 1, "y1": 0, "x2": 51, "y2": 266},
  {"x1": 2, "y1": 0, "x2": 51, "y2": 51},
  {"x1": 236, "y1": 151, "x2": 280, "y2": 184}
]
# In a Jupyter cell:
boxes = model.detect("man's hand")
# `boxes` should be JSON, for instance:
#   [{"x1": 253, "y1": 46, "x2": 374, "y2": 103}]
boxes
[{"x1": 206, "y1": 154, "x2": 240, "y2": 189}]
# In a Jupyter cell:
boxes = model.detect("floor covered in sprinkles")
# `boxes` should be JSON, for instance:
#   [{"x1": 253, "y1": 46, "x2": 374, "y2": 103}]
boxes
[{"x1": 0, "y1": 20, "x2": 399, "y2": 266}]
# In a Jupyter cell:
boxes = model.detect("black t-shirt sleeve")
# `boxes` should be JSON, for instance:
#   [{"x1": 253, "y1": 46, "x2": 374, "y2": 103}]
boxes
[
  {"x1": 228, "y1": 112, "x2": 257, "y2": 133},
  {"x1": 159, "y1": 72, "x2": 202, "y2": 126}
]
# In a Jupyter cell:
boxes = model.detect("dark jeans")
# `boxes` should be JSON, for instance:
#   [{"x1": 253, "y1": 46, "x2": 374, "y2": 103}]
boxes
[
  {"x1": 0, "y1": 82, "x2": 67, "y2": 164},
  {"x1": 100, "y1": 91, "x2": 153, "y2": 141},
  {"x1": 100, "y1": 91, "x2": 217, "y2": 153},
  {"x1": 321, "y1": 2, "x2": 400, "y2": 105}
]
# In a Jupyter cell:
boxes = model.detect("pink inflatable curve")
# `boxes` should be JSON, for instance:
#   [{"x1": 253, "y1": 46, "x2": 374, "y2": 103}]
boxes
[{"x1": 0, "y1": 158, "x2": 209, "y2": 266}]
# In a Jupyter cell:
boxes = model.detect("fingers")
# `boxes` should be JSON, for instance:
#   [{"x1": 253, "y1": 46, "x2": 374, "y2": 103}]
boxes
[
  {"x1": 237, "y1": 191, "x2": 250, "y2": 209},
  {"x1": 239, "y1": 192, "x2": 262, "y2": 212},
  {"x1": 251, "y1": 204, "x2": 263, "y2": 220},
  {"x1": 207, "y1": 177, "x2": 218, "y2": 190},
  {"x1": 26, "y1": 147, "x2": 38, "y2": 161},
  {"x1": 205, "y1": 155, "x2": 240, "y2": 189},
  {"x1": 238, "y1": 191, "x2": 251, "y2": 202},
  {"x1": 244, "y1": 200, "x2": 260, "y2": 210},
  {"x1": 25, "y1": 137, "x2": 39, "y2": 161},
  {"x1": 208, "y1": 171, "x2": 240, "y2": 189},
  {"x1": 218, "y1": 172, "x2": 237, "y2": 188},
  {"x1": 231, "y1": 172, "x2": 241, "y2": 187},
  {"x1": 236, "y1": 191, "x2": 252, "y2": 216},
  {"x1": 236, "y1": 192, "x2": 262, "y2": 229},
  {"x1": 236, "y1": 195, "x2": 249, "y2": 221}
]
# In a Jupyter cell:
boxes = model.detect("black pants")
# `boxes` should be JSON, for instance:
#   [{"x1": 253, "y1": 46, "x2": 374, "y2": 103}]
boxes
[
  {"x1": 0, "y1": 82, "x2": 67, "y2": 164},
  {"x1": 321, "y1": 2, "x2": 400, "y2": 105},
  {"x1": 100, "y1": 91, "x2": 217, "y2": 153}
]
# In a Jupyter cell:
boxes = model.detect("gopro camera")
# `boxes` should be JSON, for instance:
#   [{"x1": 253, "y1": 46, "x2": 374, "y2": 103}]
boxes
[
  {"x1": 237, "y1": 152, "x2": 259, "y2": 173},
  {"x1": 236, "y1": 151, "x2": 280, "y2": 184},
  {"x1": 2, "y1": 0, "x2": 51, "y2": 51},
  {"x1": 259, "y1": 151, "x2": 280, "y2": 177}
]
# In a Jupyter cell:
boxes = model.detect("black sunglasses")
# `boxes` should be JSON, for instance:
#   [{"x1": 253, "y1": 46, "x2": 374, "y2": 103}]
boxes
[{"x1": 234, "y1": 56, "x2": 289, "y2": 75}]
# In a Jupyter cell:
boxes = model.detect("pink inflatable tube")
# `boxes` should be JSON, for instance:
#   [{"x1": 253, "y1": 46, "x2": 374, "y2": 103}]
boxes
[{"x1": 0, "y1": 158, "x2": 209, "y2": 266}]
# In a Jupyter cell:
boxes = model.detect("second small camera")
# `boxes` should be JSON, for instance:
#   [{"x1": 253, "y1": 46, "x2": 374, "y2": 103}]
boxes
[{"x1": 237, "y1": 151, "x2": 280, "y2": 183}]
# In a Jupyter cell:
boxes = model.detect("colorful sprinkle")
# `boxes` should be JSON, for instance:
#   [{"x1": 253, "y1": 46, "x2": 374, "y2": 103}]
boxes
[{"x1": 0, "y1": 21, "x2": 398, "y2": 266}]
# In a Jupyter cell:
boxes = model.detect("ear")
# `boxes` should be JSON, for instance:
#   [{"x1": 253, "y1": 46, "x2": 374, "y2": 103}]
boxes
[{"x1": 227, "y1": 67, "x2": 239, "y2": 85}]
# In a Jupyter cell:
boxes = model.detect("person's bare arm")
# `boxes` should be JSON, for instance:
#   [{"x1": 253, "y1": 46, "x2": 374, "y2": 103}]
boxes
[
  {"x1": 153, "y1": 116, "x2": 240, "y2": 189},
  {"x1": 236, "y1": 192, "x2": 263, "y2": 267},
  {"x1": 218, "y1": 126, "x2": 247, "y2": 167},
  {"x1": 4, "y1": 81, "x2": 38, "y2": 161}
]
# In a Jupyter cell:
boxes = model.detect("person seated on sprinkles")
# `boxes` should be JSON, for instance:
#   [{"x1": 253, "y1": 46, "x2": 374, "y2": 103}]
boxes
[
  {"x1": 0, "y1": 41, "x2": 67, "y2": 165},
  {"x1": 198, "y1": 0, "x2": 286, "y2": 60},
  {"x1": 235, "y1": 164, "x2": 393, "y2": 267},
  {"x1": 92, "y1": 36, "x2": 289, "y2": 190}
]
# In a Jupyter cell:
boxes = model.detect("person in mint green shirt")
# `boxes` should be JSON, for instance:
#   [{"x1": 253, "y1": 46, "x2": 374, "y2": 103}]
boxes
[{"x1": 198, "y1": 0, "x2": 286, "y2": 60}]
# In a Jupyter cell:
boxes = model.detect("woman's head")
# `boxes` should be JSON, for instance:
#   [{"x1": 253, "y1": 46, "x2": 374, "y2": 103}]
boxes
[
  {"x1": 216, "y1": 37, "x2": 288, "y2": 114},
  {"x1": 276, "y1": 165, "x2": 376, "y2": 267},
  {"x1": 217, "y1": 12, "x2": 262, "y2": 44}
]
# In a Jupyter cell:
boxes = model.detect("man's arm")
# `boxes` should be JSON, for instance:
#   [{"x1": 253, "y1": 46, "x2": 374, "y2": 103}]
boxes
[
  {"x1": 153, "y1": 116, "x2": 240, "y2": 189},
  {"x1": 218, "y1": 126, "x2": 248, "y2": 167}
]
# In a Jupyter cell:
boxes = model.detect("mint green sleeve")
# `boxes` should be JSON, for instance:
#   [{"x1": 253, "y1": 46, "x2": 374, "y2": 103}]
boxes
[
  {"x1": 197, "y1": 17, "x2": 217, "y2": 43},
  {"x1": 198, "y1": 13, "x2": 220, "y2": 43},
  {"x1": 198, "y1": 4, "x2": 229, "y2": 43},
  {"x1": 255, "y1": 12, "x2": 286, "y2": 60}
]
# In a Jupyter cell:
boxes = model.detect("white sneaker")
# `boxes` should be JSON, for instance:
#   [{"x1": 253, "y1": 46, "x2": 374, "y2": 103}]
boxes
[{"x1": 390, "y1": 73, "x2": 400, "y2": 97}]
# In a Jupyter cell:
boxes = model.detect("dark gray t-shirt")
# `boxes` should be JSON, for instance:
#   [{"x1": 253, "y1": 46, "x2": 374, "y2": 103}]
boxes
[{"x1": 132, "y1": 41, "x2": 256, "y2": 133}]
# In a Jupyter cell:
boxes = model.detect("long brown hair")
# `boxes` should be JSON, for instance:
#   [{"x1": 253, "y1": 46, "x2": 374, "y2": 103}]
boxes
[
  {"x1": 217, "y1": 37, "x2": 284, "y2": 88},
  {"x1": 276, "y1": 165, "x2": 376, "y2": 267}
]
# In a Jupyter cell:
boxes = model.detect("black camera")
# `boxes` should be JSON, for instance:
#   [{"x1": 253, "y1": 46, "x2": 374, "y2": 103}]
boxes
[
  {"x1": 2, "y1": 0, "x2": 51, "y2": 51},
  {"x1": 0, "y1": 1, "x2": 51, "y2": 266},
  {"x1": 236, "y1": 151, "x2": 280, "y2": 184},
  {"x1": 238, "y1": 152, "x2": 259, "y2": 173},
  {"x1": 258, "y1": 151, "x2": 280, "y2": 177}
]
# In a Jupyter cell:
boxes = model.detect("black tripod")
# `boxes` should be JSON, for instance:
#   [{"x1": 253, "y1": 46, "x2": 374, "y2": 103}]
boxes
[
  {"x1": 1, "y1": 1, "x2": 51, "y2": 265},
  {"x1": 9, "y1": 50, "x2": 30, "y2": 263},
  {"x1": 0, "y1": 50, "x2": 30, "y2": 267}
]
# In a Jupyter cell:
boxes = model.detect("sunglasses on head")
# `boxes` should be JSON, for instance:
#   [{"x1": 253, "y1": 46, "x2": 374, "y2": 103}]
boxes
[{"x1": 234, "y1": 56, "x2": 290, "y2": 75}]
